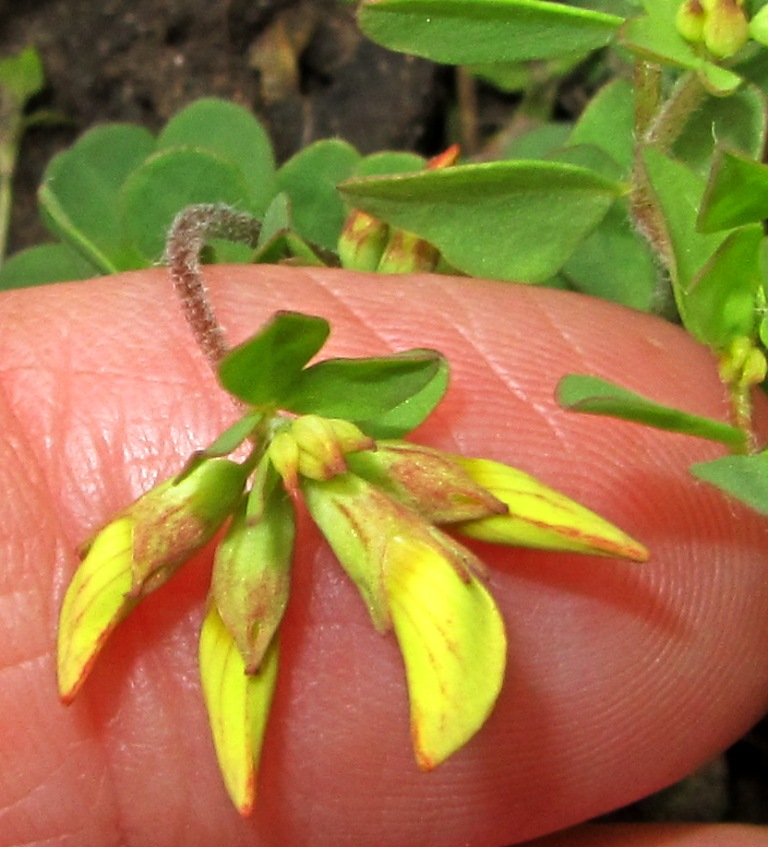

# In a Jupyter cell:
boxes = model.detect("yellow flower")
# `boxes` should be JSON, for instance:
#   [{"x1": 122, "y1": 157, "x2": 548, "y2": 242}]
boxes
[
  {"x1": 199, "y1": 604, "x2": 279, "y2": 816},
  {"x1": 57, "y1": 458, "x2": 249, "y2": 702},
  {"x1": 303, "y1": 471, "x2": 506, "y2": 768},
  {"x1": 453, "y1": 456, "x2": 649, "y2": 561}
]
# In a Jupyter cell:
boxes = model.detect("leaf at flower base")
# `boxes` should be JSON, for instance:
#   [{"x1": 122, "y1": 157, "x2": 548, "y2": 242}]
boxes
[
  {"x1": 358, "y1": 0, "x2": 623, "y2": 65},
  {"x1": 199, "y1": 605, "x2": 279, "y2": 816},
  {"x1": 339, "y1": 161, "x2": 621, "y2": 283},
  {"x1": 698, "y1": 148, "x2": 768, "y2": 233},
  {"x1": 691, "y1": 452, "x2": 768, "y2": 513},
  {"x1": 557, "y1": 374, "x2": 747, "y2": 452},
  {"x1": 57, "y1": 518, "x2": 138, "y2": 704},
  {"x1": 384, "y1": 534, "x2": 507, "y2": 770},
  {"x1": 356, "y1": 354, "x2": 449, "y2": 438},
  {"x1": 453, "y1": 456, "x2": 648, "y2": 561},
  {"x1": 284, "y1": 349, "x2": 448, "y2": 431},
  {"x1": 218, "y1": 311, "x2": 330, "y2": 407}
]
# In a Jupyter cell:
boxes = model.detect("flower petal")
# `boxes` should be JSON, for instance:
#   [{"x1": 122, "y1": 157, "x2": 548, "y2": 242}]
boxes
[
  {"x1": 57, "y1": 517, "x2": 137, "y2": 704},
  {"x1": 454, "y1": 457, "x2": 649, "y2": 561},
  {"x1": 199, "y1": 604, "x2": 279, "y2": 816},
  {"x1": 384, "y1": 534, "x2": 507, "y2": 770}
]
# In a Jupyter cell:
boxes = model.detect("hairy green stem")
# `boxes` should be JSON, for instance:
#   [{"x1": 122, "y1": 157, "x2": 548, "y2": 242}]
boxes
[{"x1": 166, "y1": 204, "x2": 262, "y2": 369}]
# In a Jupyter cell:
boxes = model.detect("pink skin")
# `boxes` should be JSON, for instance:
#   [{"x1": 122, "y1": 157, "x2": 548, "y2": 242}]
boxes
[{"x1": 1, "y1": 266, "x2": 767, "y2": 847}]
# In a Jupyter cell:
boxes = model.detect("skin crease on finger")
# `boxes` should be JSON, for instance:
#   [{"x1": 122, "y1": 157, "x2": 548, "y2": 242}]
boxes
[{"x1": 0, "y1": 266, "x2": 767, "y2": 847}]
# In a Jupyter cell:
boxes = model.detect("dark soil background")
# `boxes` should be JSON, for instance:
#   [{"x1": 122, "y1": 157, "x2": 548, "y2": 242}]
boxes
[{"x1": 1, "y1": 0, "x2": 767, "y2": 830}]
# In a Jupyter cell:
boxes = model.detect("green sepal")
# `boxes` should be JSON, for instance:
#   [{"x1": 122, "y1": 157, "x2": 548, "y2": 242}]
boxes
[{"x1": 211, "y1": 468, "x2": 295, "y2": 673}]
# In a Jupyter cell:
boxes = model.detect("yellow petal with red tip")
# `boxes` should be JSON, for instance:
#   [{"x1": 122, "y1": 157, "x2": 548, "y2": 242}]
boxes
[
  {"x1": 454, "y1": 457, "x2": 648, "y2": 562},
  {"x1": 57, "y1": 517, "x2": 137, "y2": 704},
  {"x1": 384, "y1": 534, "x2": 506, "y2": 770},
  {"x1": 199, "y1": 604, "x2": 278, "y2": 816}
]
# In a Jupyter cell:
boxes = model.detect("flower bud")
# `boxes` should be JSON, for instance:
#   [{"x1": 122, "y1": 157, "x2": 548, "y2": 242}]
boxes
[
  {"x1": 676, "y1": 0, "x2": 706, "y2": 43},
  {"x1": 211, "y1": 480, "x2": 295, "y2": 673},
  {"x1": 376, "y1": 228, "x2": 441, "y2": 274},
  {"x1": 347, "y1": 439, "x2": 507, "y2": 522},
  {"x1": 57, "y1": 458, "x2": 249, "y2": 702},
  {"x1": 703, "y1": 0, "x2": 748, "y2": 58},
  {"x1": 338, "y1": 209, "x2": 390, "y2": 272},
  {"x1": 268, "y1": 414, "x2": 375, "y2": 489}
]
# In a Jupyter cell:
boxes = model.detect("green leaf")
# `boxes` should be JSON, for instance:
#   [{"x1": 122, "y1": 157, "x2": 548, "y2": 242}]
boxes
[
  {"x1": 698, "y1": 147, "x2": 768, "y2": 233},
  {"x1": 557, "y1": 374, "x2": 747, "y2": 450},
  {"x1": 641, "y1": 146, "x2": 726, "y2": 307},
  {"x1": 354, "y1": 151, "x2": 426, "y2": 177},
  {"x1": 0, "y1": 243, "x2": 100, "y2": 289},
  {"x1": 119, "y1": 149, "x2": 254, "y2": 262},
  {"x1": 503, "y1": 122, "x2": 573, "y2": 160},
  {"x1": 284, "y1": 349, "x2": 447, "y2": 428},
  {"x1": 0, "y1": 46, "x2": 44, "y2": 103},
  {"x1": 561, "y1": 199, "x2": 657, "y2": 311},
  {"x1": 340, "y1": 160, "x2": 621, "y2": 283},
  {"x1": 276, "y1": 139, "x2": 361, "y2": 251},
  {"x1": 619, "y1": 0, "x2": 741, "y2": 95},
  {"x1": 683, "y1": 225, "x2": 763, "y2": 348},
  {"x1": 218, "y1": 312, "x2": 330, "y2": 406},
  {"x1": 354, "y1": 354, "x2": 449, "y2": 438},
  {"x1": 358, "y1": 0, "x2": 623, "y2": 64},
  {"x1": 157, "y1": 98, "x2": 277, "y2": 216},
  {"x1": 673, "y1": 85, "x2": 766, "y2": 176},
  {"x1": 690, "y1": 452, "x2": 768, "y2": 513},
  {"x1": 568, "y1": 77, "x2": 635, "y2": 175},
  {"x1": 38, "y1": 124, "x2": 156, "y2": 272}
]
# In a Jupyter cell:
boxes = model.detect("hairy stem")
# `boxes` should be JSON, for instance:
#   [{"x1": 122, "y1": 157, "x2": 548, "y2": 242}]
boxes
[{"x1": 166, "y1": 204, "x2": 262, "y2": 369}]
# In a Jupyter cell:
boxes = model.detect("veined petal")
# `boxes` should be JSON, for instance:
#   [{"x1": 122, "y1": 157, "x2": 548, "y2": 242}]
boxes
[
  {"x1": 57, "y1": 517, "x2": 137, "y2": 704},
  {"x1": 384, "y1": 534, "x2": 507, "y2": 770},
  {"x1": 454, "y1": 457, "x2": 648, "y2": 562},
  {"x1": 199, "y1": 604, "x2": 279, "y2": 816}
]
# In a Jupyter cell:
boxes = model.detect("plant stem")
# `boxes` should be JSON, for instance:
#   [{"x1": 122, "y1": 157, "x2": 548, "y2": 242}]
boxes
[
  {"x1": 0, "y1": 91, "x2": 23, "y2": 268},
  {"x1": 166, "y1": 204, "x2": 261, "y2": 369}
]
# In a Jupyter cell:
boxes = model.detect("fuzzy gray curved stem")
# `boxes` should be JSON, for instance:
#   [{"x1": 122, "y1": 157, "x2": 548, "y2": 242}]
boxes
[{"x1": 166, "y1": 204, "x2": 262, "y2": 368}]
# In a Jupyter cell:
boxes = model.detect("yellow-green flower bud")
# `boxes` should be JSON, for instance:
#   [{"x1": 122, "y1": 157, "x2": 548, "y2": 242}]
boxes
[
  {"x1": 676, "y1": 0, "x2": 706, "y2": 43},
  {"x1": 211, "y1": 481, "x2": 295, "y2": 673},
  {"x1": 703, "y1": 0, "x2": 749, "y2": 58},
  {"x1": 338, "y1": 209, "x2": 390, "y2": 272},
  {"x1": 268, "y1": 415, "x2": 375, "y2": 489},
  {"x1": 347, "y1": 439, "x2": 507, "y2": 523},
  {"x1": 376, "y1": 228, "x2": 441, "y2": 274}
]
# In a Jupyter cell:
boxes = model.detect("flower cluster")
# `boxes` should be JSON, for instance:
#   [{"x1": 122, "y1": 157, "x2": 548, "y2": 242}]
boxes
[
  {"x1": 57, "y1": 311, "x2": 647, "y2": 816},
  {"x1": 676, "y1": 0, "x2": 754, "y2": 58}
]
